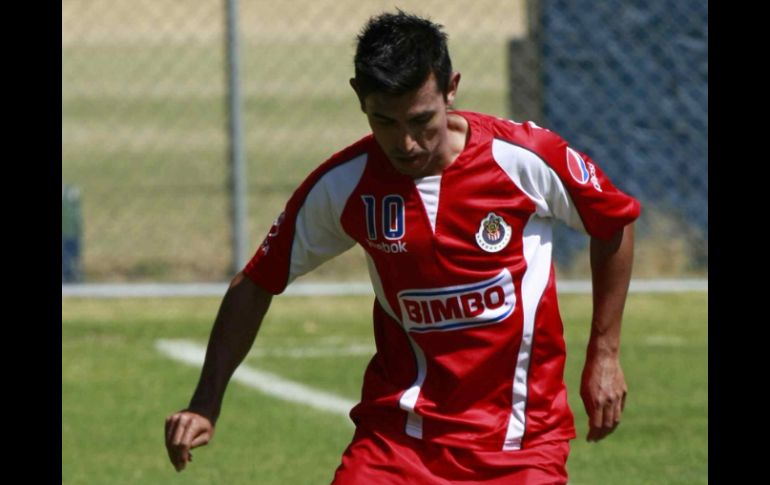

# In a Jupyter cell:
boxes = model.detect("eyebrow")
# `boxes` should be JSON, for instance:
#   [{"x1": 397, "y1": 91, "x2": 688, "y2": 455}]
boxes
[
  {"x1": 372, "y1": 110, "x2": 436, "y2": 122},
  {"x1": 372, "y1": 112, "x2": 395, "y2": 121}
]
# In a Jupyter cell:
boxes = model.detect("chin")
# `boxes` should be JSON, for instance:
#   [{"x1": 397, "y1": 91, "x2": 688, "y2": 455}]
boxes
[
  {"x1": 396, "y1": 162, "x2": 428, "y2": 178},
  {"x1": 392, "y1": 165, "x2": 417, "y2": 177},
  {"x1": 388, "y1": 152, "x2": 437, "y2": 176}
]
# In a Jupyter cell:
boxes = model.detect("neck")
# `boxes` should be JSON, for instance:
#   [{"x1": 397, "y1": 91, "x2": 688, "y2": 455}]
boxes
[
  {"x1": 410, "y1": 112, "x2": 469, "y2": 178},
  {"x1": 444, "y1": 111, "x2": 469, "y2": 163}
]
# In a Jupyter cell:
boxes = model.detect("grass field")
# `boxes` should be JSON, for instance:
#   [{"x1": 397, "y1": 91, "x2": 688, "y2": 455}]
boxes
[{"x1": 62, "y1": 291, "x2": 707, "y2": 484}]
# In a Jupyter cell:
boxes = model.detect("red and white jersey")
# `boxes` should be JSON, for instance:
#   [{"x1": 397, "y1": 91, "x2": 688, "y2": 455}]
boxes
[{"x1": 244, "y1": 111, "x2": 640, "y2": 451}]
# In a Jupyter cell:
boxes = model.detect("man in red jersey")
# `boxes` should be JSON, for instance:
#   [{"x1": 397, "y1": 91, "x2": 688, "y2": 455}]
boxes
[{"x1": 165, "y1": 10, "x2": 639, "y2": 484}]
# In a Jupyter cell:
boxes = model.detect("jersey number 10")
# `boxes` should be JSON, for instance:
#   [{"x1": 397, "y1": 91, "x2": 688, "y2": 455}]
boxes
[{"x1": 362, "y1": 195, "x2": 405, "y2": 240}]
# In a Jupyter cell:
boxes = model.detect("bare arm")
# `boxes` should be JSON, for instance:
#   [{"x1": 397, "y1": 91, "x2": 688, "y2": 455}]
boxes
[
  {"x1": 164, "y1": 272, "x2": 273, "y2": 471},
  {"x1": 580, "y1": 223, "x2": 634, "y2": 442}
]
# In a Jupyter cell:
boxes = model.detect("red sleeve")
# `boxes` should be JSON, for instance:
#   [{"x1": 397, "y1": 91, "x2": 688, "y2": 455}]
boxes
[
  {"x1": 243, "y1": 208, "x2": 292, "y2": 295},
  {"x1": 243, "y1": 139, "x2": 370, "y2": 294},
  {"x1": 508, "y1": 121, "x2": 641, "y2": 240}
]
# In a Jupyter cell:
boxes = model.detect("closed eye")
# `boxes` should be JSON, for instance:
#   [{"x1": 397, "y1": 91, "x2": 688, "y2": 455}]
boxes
[
  {"x1": 372, "y1": 116, "x2": 395, "y2": 126},
  {"x1": 410, "y1": 113, "x2": 434, "y2": 125}
]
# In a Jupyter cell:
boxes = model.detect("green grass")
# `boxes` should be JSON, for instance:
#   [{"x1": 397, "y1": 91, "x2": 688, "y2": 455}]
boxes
[{"x1": 62, "y1": 291, "x2": 707, "y2": 484}]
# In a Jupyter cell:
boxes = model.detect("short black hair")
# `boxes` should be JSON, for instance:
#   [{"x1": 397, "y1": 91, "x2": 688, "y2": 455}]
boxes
[{"x1": 353, "y1": 10, "x2": 452, "y2": 100}]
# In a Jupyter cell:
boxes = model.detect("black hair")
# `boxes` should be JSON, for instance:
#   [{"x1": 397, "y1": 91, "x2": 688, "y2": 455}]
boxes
[{"x1": 353, "y1": 10, "x2": 452, "y2": 101}]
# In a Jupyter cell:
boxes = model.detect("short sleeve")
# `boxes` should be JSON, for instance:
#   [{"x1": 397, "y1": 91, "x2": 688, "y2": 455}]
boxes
[
  {"x1": 494, "y1": 120, "x2": 640, "y2": 240},
  {"x1": 243, "y1": 154, "x2": 368, "y2": 294}
]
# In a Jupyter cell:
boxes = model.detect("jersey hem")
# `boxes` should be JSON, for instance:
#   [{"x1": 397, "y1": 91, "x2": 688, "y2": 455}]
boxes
[{"x1": 353, "y1": 417, "x2": 576, "y2": 452}]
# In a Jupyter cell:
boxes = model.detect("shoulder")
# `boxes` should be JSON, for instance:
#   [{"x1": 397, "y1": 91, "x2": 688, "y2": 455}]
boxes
[
  {"x1": 456, "y1": 111, "x2": 566, "y2": 153},
  {"x1": 490, "y1": 117, "x2": 565, "y2": 154}
]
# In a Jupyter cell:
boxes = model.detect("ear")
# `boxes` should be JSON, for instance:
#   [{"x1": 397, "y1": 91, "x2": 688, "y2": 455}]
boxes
[
  {"x1": 445, "y1": 72, "x2": 461, "y2": 107},
  {"x1": 350, "y1": 78, "x2": 366, "y2": 112}
]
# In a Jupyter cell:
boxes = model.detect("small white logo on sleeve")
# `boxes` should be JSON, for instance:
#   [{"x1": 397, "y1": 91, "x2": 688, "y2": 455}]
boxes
[
  {"x1": 397, "y1": 269, "x2": 516, "y2": 333},
  {"x1": 476, "y1": 212, "x2": 512, "y2": 253},
  {"x1": 567, "y1": 147, "x2": 603, "y2": 192},
  {"x1": 587, "y1": 162, "x2": 603, "y2": 192},
  {"x1": 259, "y1": 212, "x2": 286, "y2": 255}
]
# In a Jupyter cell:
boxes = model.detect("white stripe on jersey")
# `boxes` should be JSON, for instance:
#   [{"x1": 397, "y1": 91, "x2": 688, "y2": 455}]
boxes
[
  {"x1": 413, "y1": 175, "x2": 442, "y2": 233},
  {"x1": 405, "y1": 404, "x2": 424, "y2": 439},
  {"x1": 491, "y1": 138, "x2": 585, "y2": 233},
  {"x1": 365, "y1": 252, "x2": 427, "y2": 438},
  {"x1": 288, "y1": 154, "x2": 368, "y2": 284},
  {"x1": 365, "y1": 252, "x2": 398, "y2": 321},
  {"x1": 400, "y1": 335, "x2": 428, "y2": 439},
  {"x1": 503, "y1": 216, "x2": 553, "y2": 450}
]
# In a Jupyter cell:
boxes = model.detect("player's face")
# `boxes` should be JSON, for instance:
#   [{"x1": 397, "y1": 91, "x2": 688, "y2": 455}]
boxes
[{"x1": 356, "y1": 72, "x2": 461, "y2": 178}]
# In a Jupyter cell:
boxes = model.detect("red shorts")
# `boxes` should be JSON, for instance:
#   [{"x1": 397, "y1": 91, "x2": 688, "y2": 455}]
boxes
[{"x1": 331, "y1": 426, "x2": 570, "y2": 485}]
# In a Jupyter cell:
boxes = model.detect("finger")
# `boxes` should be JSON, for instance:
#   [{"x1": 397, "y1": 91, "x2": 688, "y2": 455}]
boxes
[
  {"x1": 588, "y1": 402, "x2": 623, "y2": 442},
  {"x1": 191, "y1": 431, "x2": 211, "y2": 449},
  {"x1": 587, "y1": 424, "x2": 604, "y2": 442},
  {"x1": 170, "y1": 447, "x2": 190, "y2": 472},
  {"x1": 174, "y1": 456, "x2": 187, "y2": 472},
  {"x1": 172, "y1": 415, "x2": 191, "y2": 446},
  {"x1": 587, "y1": 423, "x2": 610, "y2": 442},
  {"x1": 166, "y1": 438, "x2": 186, "y2": 472},
  {"x1": 602, "y1": 400, "x2": 617, "y2": 430},
  {"x1": 181, "y1": 419, "x2": 203, "y2": 451},
  {"x1": 589, "y1": 403, "x2": 603, "y2": 432},
  {"x1": 171, "y1": 416, "x2": 193, "y2": 467},
  {"x1": 165, "y1": 415, "x2": 179, "y2": 444},
  {"x1": 586, "y1": 406, "x2": 604, "y2": 442},
  {"x1": 611, "y1": 393, "x2": 625, "y2": 430},
  {"x1": 166, "y1": 416, "x2": 183, "y2": 463}
]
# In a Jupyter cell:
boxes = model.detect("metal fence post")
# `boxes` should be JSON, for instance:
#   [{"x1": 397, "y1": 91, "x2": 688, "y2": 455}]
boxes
[
  {"x1": 225, "y1": 0, "x2": 249, "y2": 275},
  {"x1": 62, "y1": 184, "x2": 83, "y2": 283}
]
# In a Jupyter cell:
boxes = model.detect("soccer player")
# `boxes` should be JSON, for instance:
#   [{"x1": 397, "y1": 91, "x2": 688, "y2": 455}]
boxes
[{"x1": 165, "y1": 10, "x2": 639, "y2": 484}]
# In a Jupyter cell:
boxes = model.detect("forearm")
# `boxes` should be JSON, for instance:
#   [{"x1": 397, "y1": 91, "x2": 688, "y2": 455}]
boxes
[
  {"x1": 187, "y1": 272, "x2": 273, "y2": 423},
  {"x1": 588, "y1": 223, "x2": 634, "y2": 356}
]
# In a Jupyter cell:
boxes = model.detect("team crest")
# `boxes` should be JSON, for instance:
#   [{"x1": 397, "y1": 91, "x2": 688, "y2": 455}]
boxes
[{"x1": 475, "y1": 212, "x2": 512, "y2": 253}]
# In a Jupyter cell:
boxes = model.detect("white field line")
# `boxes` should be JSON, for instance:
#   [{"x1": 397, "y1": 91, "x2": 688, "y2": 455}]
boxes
[
  {"x1": 642, "y1": 335, "x2": 688, "y2": 347},
  {"x1": 155, "y1": 339, "x2": 356, "y2": 418},
  {"x1": 62, "y1": 279, "x2": 708, "y2": 298},
  {"x1": 250, "y1": 344, "x2": 375, "y2": 359}
]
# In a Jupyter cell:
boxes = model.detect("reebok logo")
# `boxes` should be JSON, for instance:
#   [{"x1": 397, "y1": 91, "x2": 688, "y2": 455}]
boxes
[{"x1": 367, "y1": 239, "x2": 408, "y2": 254}]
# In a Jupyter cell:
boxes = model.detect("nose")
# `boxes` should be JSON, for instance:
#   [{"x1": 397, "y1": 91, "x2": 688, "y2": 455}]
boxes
[{"x1": 395, "y1": 127, "x2": 418, "y2": 154}]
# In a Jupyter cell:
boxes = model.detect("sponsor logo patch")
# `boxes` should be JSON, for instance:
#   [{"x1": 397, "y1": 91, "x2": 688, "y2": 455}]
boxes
[
  {"x1": 586, "y1": 162, "x2": 603, "y2": 192},
  {"x1": 566, "y1": 147, "x2": 590, "y2": 185},
  {"x1": 259, "y1": 212, "x2": 285, "y2": 255},
  {"x1": 475, "y1": 212, "x2": 512, "y2": 253},
  {"x1": 397, "y1": 269, "x2": 516, "y2": 333}
]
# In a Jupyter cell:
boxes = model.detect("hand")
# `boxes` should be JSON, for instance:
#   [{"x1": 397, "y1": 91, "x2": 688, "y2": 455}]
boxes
[
  {"x1": 164, "y1": 410, "x2": 214, "y2": 472},
  {"x1": 580, "y1": 352, "x2": 627, "y2": 442}
]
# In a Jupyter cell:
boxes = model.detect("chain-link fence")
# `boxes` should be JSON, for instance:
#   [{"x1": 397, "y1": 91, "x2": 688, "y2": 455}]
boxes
[{"x1": 62, "y1": 0, "x2": 707, "y2": 283}]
